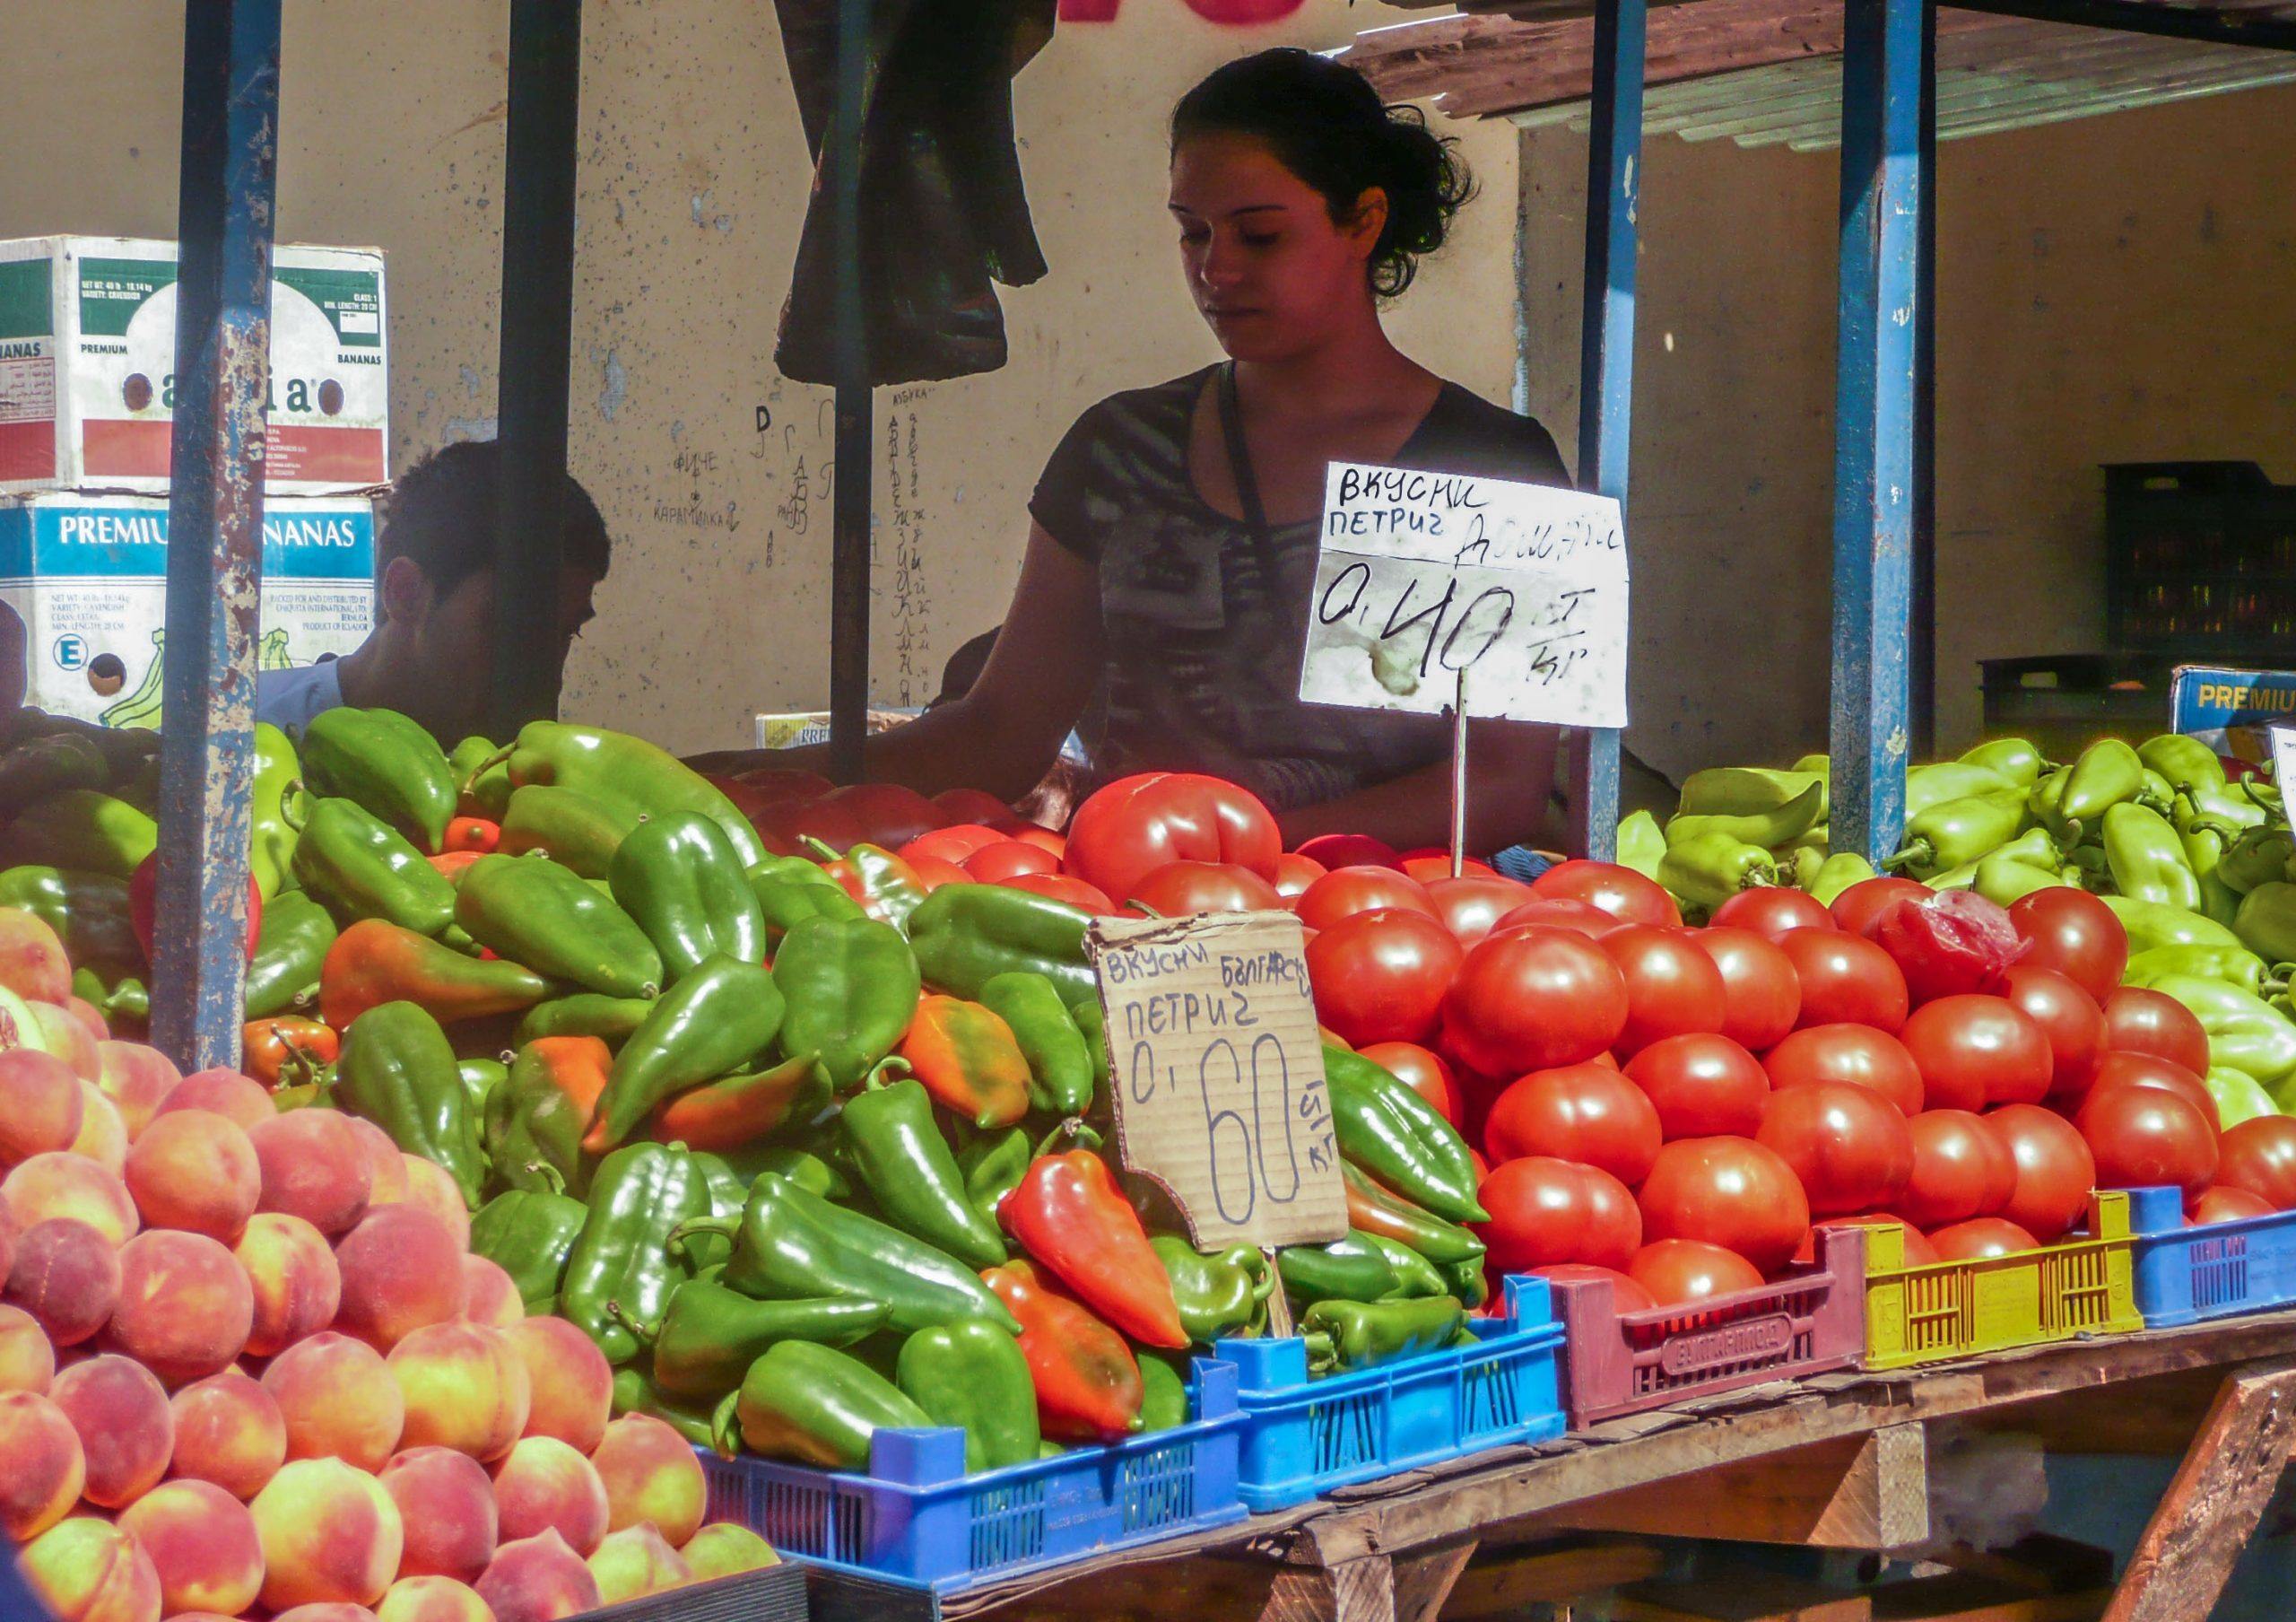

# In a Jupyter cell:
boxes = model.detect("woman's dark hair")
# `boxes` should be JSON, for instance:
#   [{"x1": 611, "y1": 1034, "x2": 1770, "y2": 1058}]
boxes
[{"x1": 1170, "y1": 48, "x2": 1473, "y2": 299}]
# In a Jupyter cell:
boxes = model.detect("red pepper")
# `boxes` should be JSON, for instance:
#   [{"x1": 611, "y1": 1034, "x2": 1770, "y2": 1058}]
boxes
[
  {"x1": 428, "y1": 850, "x2": 485, "y2": 883},
  {"x1": 649, "y1": 1054, "x2": 825, "y2": 1151},
  {"x1": 317, "y1": 918, "x2": 550, "y2": 1030},
  {"x1": 981, "y1": 1259, "x2": 1144, "y2": 1442},
  {"x1": 241, "y1": 1016, "x2": 338, "y2": 1087},
  {"x1": 445, "y1": 815, "x2": 501, "y2": 854},
  {"x1": 804, "y1": 838, "x2": 928, "y2": 930},
  {"x1": 998, "y1": 1123, "x2": 1187, "y2": 1349},
  {"x1": 899, "y1": 994, "x2": 1032, "y2": 1129}
]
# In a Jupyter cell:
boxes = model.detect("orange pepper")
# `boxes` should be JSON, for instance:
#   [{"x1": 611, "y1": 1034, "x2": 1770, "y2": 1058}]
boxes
[
  {"x1": 428, "y1": 850, "x2": 485, "y2": 883},
  {"x1": 898, "y1": 993, "x2": 1031, "y2": 1128},
  {"x1": 444, "y1": 816, "x2": 501, "y2": 855}
]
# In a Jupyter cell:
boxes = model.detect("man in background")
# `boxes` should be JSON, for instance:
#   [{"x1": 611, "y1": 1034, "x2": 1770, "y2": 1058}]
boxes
[{"x1": 257, "y1": 440, "x2": 613, "y2": 742}]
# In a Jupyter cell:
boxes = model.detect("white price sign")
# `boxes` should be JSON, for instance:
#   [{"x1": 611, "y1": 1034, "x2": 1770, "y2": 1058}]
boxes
[
  {"x1": 1298, "y1": 463, "x2": 1630, "y2": 727},
  {"x1": 2271, "y1": 724, "x2": 2296, "y2": 793}
]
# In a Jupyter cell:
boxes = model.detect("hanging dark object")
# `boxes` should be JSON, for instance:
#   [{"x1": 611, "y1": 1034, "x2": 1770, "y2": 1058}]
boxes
[{"x1": 775, "y1": 0, "x2": 1055, "y2": 387}]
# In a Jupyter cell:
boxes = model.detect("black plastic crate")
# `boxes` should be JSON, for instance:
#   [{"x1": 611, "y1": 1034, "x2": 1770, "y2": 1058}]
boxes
[
  {"x1": 2105, "y1": 461, "x2": 2296, "y2": 656},
  {"x1": 1979, "y1": 652, "x2": 2169, "y2": 759}
]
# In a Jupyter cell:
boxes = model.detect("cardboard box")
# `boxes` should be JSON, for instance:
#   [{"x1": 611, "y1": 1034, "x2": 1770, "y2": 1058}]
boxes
[
  {"x1": 0, "y1": 237, "x2": 387, "y2": 496},
  {"x1": 753, "y1": 708, "x2": 921, "y2": 749},
  {"x1": 2170, "y1": 664, "x2": 2296, "y2": 763},
  {"x1": 0, "y1": 492, "x2": 375, "y2": 726}
]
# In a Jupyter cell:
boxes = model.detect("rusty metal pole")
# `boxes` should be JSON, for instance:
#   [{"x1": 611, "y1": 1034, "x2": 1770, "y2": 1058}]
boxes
[
  {"x1": 150, "y1": 0, "x2": 282, "y2": 1071},
  {"x1": 826, "y1": 0, "x2": 873, "y2": 785}
]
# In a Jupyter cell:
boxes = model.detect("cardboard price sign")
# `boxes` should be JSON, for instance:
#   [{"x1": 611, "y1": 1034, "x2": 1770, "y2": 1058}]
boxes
[
  {"x1": 1299, "y1": 462, "x2": 1629, "y2": 728},
  {"x1": 1086, "y1": 911, "x2": 1348, "y2": 1251}
]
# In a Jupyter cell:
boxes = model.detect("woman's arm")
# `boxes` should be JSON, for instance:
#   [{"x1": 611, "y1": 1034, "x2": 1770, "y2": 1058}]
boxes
[
  {"x1": 1274, "y1": 721, "x2": 1562, "y2": 854},
  {"x1": 687, "y1": 525, "x2": 1103, "y2": 802}
]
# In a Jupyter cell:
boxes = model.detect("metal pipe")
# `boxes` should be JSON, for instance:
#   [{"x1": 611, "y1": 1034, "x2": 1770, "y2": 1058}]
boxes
[
  {"x1": 491, "y1": 0, "x2": 585, "y2": 740},
  {"x1": 828, "y1": 0, "x2": 874, "y2": 786},
  {"x1": 150, "y1": 0, "x2": 282, "y2": 1072},
  {"x1": 1911, "y1": 0, "x2": 1937, "y2": 760}
]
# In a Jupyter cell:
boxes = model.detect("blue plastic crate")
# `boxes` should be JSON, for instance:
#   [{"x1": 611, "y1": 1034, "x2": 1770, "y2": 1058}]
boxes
[
  {"x1": 1208, "y1": 1274, "x2": 1566, "y2": 1512},
  {"x1": 697, "y1": 1356, "x2": 1245, "y2": 1592},
  {"x1": 2126, "y1": 1183, "x2": 2296, "y2": 1328}
]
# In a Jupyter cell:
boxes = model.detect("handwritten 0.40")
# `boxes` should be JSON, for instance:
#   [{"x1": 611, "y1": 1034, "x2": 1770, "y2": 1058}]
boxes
[
  {"x1": 1125, "y1": 1032, "x2": 1337, "y2": 1228},
  {"x1": 1316, "y1": 557, "x2": 1600, "y2": 693}
]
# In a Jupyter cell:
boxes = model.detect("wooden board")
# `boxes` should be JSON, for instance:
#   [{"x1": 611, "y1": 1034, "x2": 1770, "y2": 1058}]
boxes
[{"x1": 1542, "y1": 1426, "x2": 1929, "y2": 1549}]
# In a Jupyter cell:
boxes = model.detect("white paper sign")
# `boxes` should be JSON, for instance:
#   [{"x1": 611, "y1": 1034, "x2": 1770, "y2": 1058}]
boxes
[
  {"x1": 1298, "y1": 463, "x2": 1629, "y2": 727},
  {"x1": 2271, "y1": 724, "x2": 2296, "y2": 793}
]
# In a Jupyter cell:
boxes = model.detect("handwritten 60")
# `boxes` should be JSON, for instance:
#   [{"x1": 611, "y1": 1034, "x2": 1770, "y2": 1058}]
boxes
[{"x1": 1127, "y1": 1032, "x2": 1336, "y2": 1225}]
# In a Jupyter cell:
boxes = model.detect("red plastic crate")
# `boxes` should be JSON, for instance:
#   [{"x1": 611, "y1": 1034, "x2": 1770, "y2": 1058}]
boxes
[{"x1": 1550, "y1": 1225, "x2": 1866, "y2": 1426}]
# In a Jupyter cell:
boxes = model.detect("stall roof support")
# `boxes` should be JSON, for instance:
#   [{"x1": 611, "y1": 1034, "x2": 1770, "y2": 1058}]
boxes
[
  {"x1": 1569, "y1": 0, "x2": 1648, "y2": 859},
  {"x1": 1947, "y1": 0, "x2": 2296, "y2": 49},
  {"x1": 1910, "y1": 0, "x2": 1937, "y2": 761},
  {"x1": 1829, "y1": 0, "x2": 1923, "y2": 864},
  {"x1": 828, "y1": 0, "x2": 874, "y2": 786},
  {"x1": 491, "y1": 0, "x2": 585, "y2": 739},
  {"x1": 150, "y1": 0, "x2": 281, "y2": 1072}
]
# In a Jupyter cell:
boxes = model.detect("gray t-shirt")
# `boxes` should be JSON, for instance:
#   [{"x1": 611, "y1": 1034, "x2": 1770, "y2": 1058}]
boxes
[{"x1": 1030, "y1": 367, "x2": 1570, "y2": 812}]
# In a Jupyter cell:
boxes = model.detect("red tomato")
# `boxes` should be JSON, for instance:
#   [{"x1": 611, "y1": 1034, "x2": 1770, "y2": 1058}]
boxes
[
  {"x1": 1357, "y1": 1042, "x2": 1463, "y2": 1129},
  {"x1": 1926, "y1": 1217, "x2": 2039, "y2": 1261},
  {"x1": 1009, "y1": 826, "x2": 1066, "y2": 858},
  {"x1": 1001, "y1": 871, "x2": 1118, "y2": 912},
  {"x1": 1128, "y1": 860, "x2": 1284, "y2": 916},
  {"x1": 1778, "y1": 929, "x2": 1909, "y2": 1033},
  {"x1": 1711, "y1": 887, "x2": 1836, "y2": 941},
  {"x1": 1307, "y1": 909, "x2": 1464, "y2": 1047},
  {"x1": 1426, "y1": 875, "x2": 1535, "y2": 946},
  {"x1": 2091, "y1": 1051, "x2": 2221, "y2": 1133},
  {"x1": 933, "y1": 788, "x2": 1013, "y2": 825},
  {"x1": 811, "y1": 782, "x2": 948, "y2": 850},
  {"x1": 2192, "y1": 1186, "x2": 2277, "y2": 1225},
  {"x1": 2008, "y1": 889, "x2": 2129, "y2": 1004},
  {"x1": 1294, "y1": 833, "x2": 1399, "y2": 871},
  {"x1": 1483, "y1": 1063, "x2": 1664, "y2": 1186},
  {"x1": 1761, "y1": 1025, "x2": 1925, "y2": 1118},
  {"x1": 2000, "y1": 966, "x2": 2106, "y2": 1100},
  {"x1": 1901, "y1": 1110, "x2": 2015, "y2": 1228},
  {"x1": 1273, "y1": 852, "x2": 1327, "y2": 898},
  {"x1": 755, "y1": 795, "x2": 866, "y2": 853},
  {"x1": 1985, "y1": 1103, "x2": 2097, "y2": 1243},
  {"x1": 1441, "y1": 927, "x2": 1630, "y2": 1077},
  {"x1": 1635, "y1": 1137, "x2": 1811, "y2": 1274},
  {"x1": 1831, "y1": 876, "x2": 1933, "y2": 937},
  {"x1": 904, "y1": 853, "x2": 970, "y2": 891},
  {"x1": 1295, "y1": 868, "x2": 1437, "y2": 932},
  {"x1": 1527, "y1": 1262, "x2": 1655, "y2": 1314},
  {"x1": 2077, "y1": 1084, "x2": 2218, "y2": 1201},
  {"x1": 1693, "y1": 927, "x2": 1802, "y2": 1051},
  {"x1": 1755, "y1": 1081, "x2": 1912, "y2": 1216},
  {"x1": 734, "y1": 765, "x2": 835, "y2": 803},
  {"x1": 963, "y1": 841, "x2": 1060, "y2": 884},
  {"x1": 1531, "y1": 860, "x2": 1682, "y2": 928},
  {"x1": 1628, "y1": 1239, "x2": 1765, "y2": 1307},
  {"x1": 1065, "y1": 772, "x2": 1281, "y2": 907},
  {"x1": 1492, "y1": 897, "x2": 1618, "y2": 939},
  {"x1": 1626, "y1": 1033, "x2": 1770, "y2": 1140},
  {"x1": 1598, "y1": 926, "x2": 1729, "y2": 1057},
  {"x1": 1898, "y1": 995, "x2": 2054, "y2": 1112},
  {"x1": 1400, "y1": 853, "x2": 1501, "y2": 883},
  {"x1": 2100, "y1": 987, "x2": 2212, "y2": 1078},
  {"x1": 2214, "y1": 1115, "x2": 2296, "y2": 1209},
  {"x1": 1811, "y1": 1213, "x2": 1939, "y2": 1268},
  {"x1": 902, "y1": 824, "x2": 1009, "y2": 865},
  {"x1": 1474, "y1": 1157, "x2": 1640, "y2": 1273}
]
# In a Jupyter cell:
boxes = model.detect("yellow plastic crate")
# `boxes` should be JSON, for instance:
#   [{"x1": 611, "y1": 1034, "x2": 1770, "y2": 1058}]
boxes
[{"x1": 1860, "y1": 1190, "x2": 2143, "y2": 1371}]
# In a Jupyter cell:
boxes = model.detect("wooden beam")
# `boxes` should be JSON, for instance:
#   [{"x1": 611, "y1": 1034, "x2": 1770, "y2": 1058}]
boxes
[
  {"x1": 1444, "y1": 1539, "x2": 1670, "y2": 1617},
  {"x1": 2101, "y1": 1357, "x2": 2296, "y2": 1622},
  {"x1": 1613, "y1": 1568, "x2": 1874, "y2": 1621}
]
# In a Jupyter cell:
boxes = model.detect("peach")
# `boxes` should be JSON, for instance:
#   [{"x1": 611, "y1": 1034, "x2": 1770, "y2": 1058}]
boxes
[
  {"x1": 342, "y1": 1118, "x2": 413, "y2": 1208},
  {"x1": 116, "y1": 1478, "x2": 266, "y2": 1618},
  {"x1": 124, "y1": 1109, "x2": 260, "y2": 1241},
  {"x1": 274, "y1": 1608, "x2": 382, "y2": 1622},
  {"x1": 70, "y1": 1083, "x2": 128, "y2": 1173},
  {"x1": 462, "y1": 1256, "x2": 523, "y2": 1328},
  {"x1": 248, "y1": 1110, "x2": 372, "y2": 1235},
  {"x1": 391, "y1": 1321, "x2": 530, "y2": 1461},
  {"x1": 335, "y1": 1205, "x2": 464, "y2": 1350},
  {"x1": 170, "y1": 1369, "x2": 287, "y2": 1499},
  {"x1": 376, "y1": 1575, "x2": 494, "y2": 1622},
  {"x1": 590, "y1": 1413, "x2": 706, "y2": 1547},
  {"x1": 153, "y1": 1068, "x2": 272, "y2": 1132},
  {"x1": 65, "y1": 994, "x2": 108, "y2": 1043},
  {"x1": 94, "y1": 1041, "x2": 181, "y2": 1140},
  {"x1": 33, "y1": 1002, "x2": 100, "y2": 1082},
  {"x1": 0, "y1": 1197, "x2": 14, "y2": 1284},
  {"x1": 474, "y1": 1530, "x2": 599, "y2": 1622},
  {"x1": 5, "y1": 1217, "x2": 121, "y2": 1344},
  {"x1": 107, "y1": 1229, "x2": 254, "y2": 1384},
  {"x1": 17, "y1": 1516, "x2": 162, "y2": 1622},
  {"x1": 490, "y1": 1436, "x2": 609, "y2": 1556},
  {"x1": 4, "y1": 1149, "x2": 134, "y2": 1243},
  {"x1": 0, "y1": 910, "x2": 73, "y2": 1006},
  {"x1": 52, "y1": 1353, "x2": 172, "y2": 1507},
  {"x1": 0, "y1": 1300, "x2": 56, "y2": 1391},
  {"x1": 263, "y1": 1331, "x2": 404, "y2": 1472},
  {"x1": 587, "y1": 1523, "x2": 689, "y2": 1604},
  {"x1": 249, "y1": 1457, "x2": 404, "y2": 1610},
  {"x1": 0, "y1": 985, "x2": 53, "y2": 1058},
  {"x1": 0, "y1": 1390, "x2": 86, "y2": 1539},
  {"x1": 380, "y1": 1446, "x2": 499, "y2": 1584},
  {"x1": 678, "y1": 1523, "x2": 778, "y2": 1581},
  {"x1": 0, "y1": 1048, "x2": 84, "y2": 1161},
  {"x1": 236, "y1": 1210, "x2": 342, "y2": 1356},
  {"x1": 505, "y1": 1318, "x2": 612, "y2": 1455},
  {"x1": 399, "y1": 1155, "x2": 471, "y2": 1250}
]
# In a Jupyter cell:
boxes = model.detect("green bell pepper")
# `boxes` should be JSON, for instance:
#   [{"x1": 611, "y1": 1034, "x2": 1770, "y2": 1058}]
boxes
[
  {"x1": 1342, "y1": 1160, "x2": 1486, "y2": 1266},
  {"x1": 300, "y1": 707, "x2": 457, "y2": 854},
  {"x1": 241, "y1": 891, "x2": 336, "y2": 1018},
  {"x1": 771, "y1": 914, "x2": 921, "y2": 1091},
  {"x1": 1810, "y1": 852, "x2": 1877, "y2": 905},
  {"x1": 1658, "y1": 832, "x2": 1777, "y2": 913},
  {"x1": 2123, "y1": 944, "x2": 2274, "y2": 998},
  {"x1": 2058, "y1": 738, "x2": 2145, "y2": 832},
  {"x1": 1960, "y1": 737, "x2": 2048, "y2": 789},
  {"x1": 2100, "y1": 894, "x2": 2248, "y2": 954},
  {"x1": 1889, "y1": 792, "x2": 2026, "y2": 882},
  {"x1": 1, "y1": 789, "x2": 156, "y2": 881},
  {"x1": 1324, "y1": 1044, "x2": 1486, "y2": 1224},
  {"x1": 1135, "y1": 1349, "x2": 1191, "y2": 1435},
  {"x1": 949, "y1": 1120, "x2": 1031, "y2": 1228},
  {"x1": 455, "y1": 852, "x2": 664, "y2": 998},
  {"x1": 1615, "y1": 810, "x2": 1665, "y2": 882},
  {"x1": 293, "y1": 798, "x2": 457, "y2": 936},
  {"x1": 609, "y1": 810, "x2": 768, "y2": 982},
  {"x1": 513, "y1": 992, "x2": 655, "y2": 1049},
  {"x1": 0, "y1": 865, "x2": 140, "y2": 973},
  {"x1": 469, "y1": 1175, "x2": 589, "y2": 1314},
  {"x1": 2103, "y1": 803, "x2": 2204, "y2": 911},
  {"x1": 977, "y1": 971, "x2": 1094, "y2": 1117},
  {"x1": 561, "y1": 1140, "x2": 711, "y2": 1365},
  {"x1": 1275, "y1": 1234, "x2": 1400, "y2": 1306},
  {"x1": 486, "y1": 719, "x2": 769, "y2": 868},
  {"x1": 894, "y1": 1319, "x2": 1040, "y2": 1470},
  {"x1": 839, "y1": 1066, "x2": 1008, "y2": 1270},
  {"x1": 589, "y1": 955, "x2": 784, "y2": 1150},
  {"x1": 1149, "y1": 1234, "x2": 1272, "y2": 1344},
  {"x1": 2220, "y1": 828, "x2": 2296, "y2": 895},
  {"x1": 610, "y1": 1365, "x2": 719, "y2": 1449},
  {"x1": 458, "y1": 1055, "x2": 508, "y2": 1121},
  {"x1": 484, "y1": 1035, "x2": 613, "y2": 1199},
  {"x1": 250, "y1": 722, "x2": 301, "y2": 901},
  {"x1": 1678, "y1": 766, "x2": 1828, "y2": 824},
  {"x1": 645, "y1": 1278, "x2": 888, "y2": 1402},
  {"x1": 332, "y1": 1001, "x2": 487, "y2": 1207},
  {"x1": 1906, "y1": 762, "x2": 2015, "y2": 818},
  {"x1": 497, "y1": 784, "x2": 642, "y2": 878},
  {"x1": 1302, "y1": 1295, "x2": 1466, "y2": 1374},
  {"x1": 746, "y1": 856, "x2": 866, "y2": 940},
  {"x1": 715, "y1": 1340, "x2": 930, "y2": 1469},
  {"x1": 2139, "y1": 734, "x2": 2226, "y2": 796},
  {"x1": 1663, "y1": 782, "x2": 1826, "y2": 850},
  {"x1": 2144, "y1": 973, "x2": 2296, "y2": 1087},
  {"x1": 904, "y1": 882, "x2": 1095, "y2": 1006},
  {"x1": 2205, "y1": 1068, "x2": 2282, "y2": 1130},
  {"x1": 1361, "y1": 1234, "x2": 1450, "y2": 1300},
  {"x1": 2234, "y1": 881, "x2": 2296, "y2": 968}
]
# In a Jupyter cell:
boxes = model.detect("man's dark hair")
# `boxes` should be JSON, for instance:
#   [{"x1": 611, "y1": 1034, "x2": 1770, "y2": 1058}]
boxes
[{"x1": 378, "y1": 440, "x2": 613, "y2": 595}]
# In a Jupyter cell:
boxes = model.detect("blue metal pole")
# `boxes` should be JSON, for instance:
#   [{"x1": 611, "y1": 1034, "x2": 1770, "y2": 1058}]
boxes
[
  {"x1": 150, "y1": 0, "x2": 282, "y2": 1072},
  {"x1": 827, "y1": 0, "x2": 873, "y2": 787},
  {"x1": 1829, "y1": 0, "x2": 1924, "y2": 865},
  {"x1": 1570, "y1": 0, "x2": 1646, "y2": 861}
]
